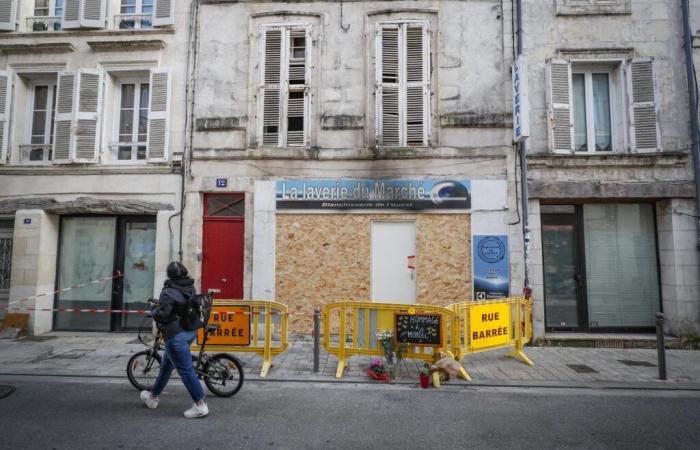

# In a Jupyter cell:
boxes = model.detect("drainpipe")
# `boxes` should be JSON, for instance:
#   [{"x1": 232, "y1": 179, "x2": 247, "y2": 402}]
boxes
[
  {"x1": 515, "y1": 0, "x2": 531, "y2": 292},
  {"x1": 681, "y1": 0, "x2": 700, "y2": 249}
]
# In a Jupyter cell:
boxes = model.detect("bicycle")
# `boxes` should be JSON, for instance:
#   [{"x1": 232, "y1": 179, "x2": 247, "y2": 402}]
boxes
[{"x1": 126, "y1": 294, "x2": 244, "y2": 397}]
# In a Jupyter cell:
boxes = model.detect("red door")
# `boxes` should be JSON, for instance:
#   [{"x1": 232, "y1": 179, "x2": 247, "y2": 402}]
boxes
[{"x1": 201, "y1": 194, "x2": 245, "y2": 299}]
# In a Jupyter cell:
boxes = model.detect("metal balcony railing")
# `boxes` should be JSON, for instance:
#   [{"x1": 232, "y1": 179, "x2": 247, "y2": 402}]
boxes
[
  {"x1": 19, "y1": 144, "x2": 53, "y2": 163},
  {"x1": 114, "y1": 13, "x2": 153, "y2": 30},
  {"x1": 26, "y1": 16, "x2": 62, "y2": 32}
]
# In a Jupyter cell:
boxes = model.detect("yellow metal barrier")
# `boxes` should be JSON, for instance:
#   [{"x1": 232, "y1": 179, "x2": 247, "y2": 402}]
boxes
[
  {"x1": 192, "y1": 300, "x2": 288, "y2": 377},
  {"x1": 448, "y1": 297, "x2": 533, "y2": 366},
  {"x1": 322, "y1": 301, "x2": 470, "y2": 383}
]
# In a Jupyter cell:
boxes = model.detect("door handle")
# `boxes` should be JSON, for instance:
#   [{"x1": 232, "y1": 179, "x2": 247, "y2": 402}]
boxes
[{"x1": 221, "y1": 278, "x2": 228, "y2": 283}]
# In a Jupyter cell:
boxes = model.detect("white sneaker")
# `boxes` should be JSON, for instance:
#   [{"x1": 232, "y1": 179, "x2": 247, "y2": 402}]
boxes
[
  {"x1": 140, "y1": 390, "x2": 158, "y2": 409},
  {"x1": 184, "y1": 402, "x2": 209, "y2": 419}
]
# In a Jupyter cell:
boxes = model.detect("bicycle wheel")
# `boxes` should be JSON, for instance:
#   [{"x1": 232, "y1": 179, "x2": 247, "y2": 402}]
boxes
[
  {"x1": 127, "y1": 350, "x2": 162, "y2": 391},
  {"x1": 203, "y1": 353, "x2": 244, "y2": 397}
]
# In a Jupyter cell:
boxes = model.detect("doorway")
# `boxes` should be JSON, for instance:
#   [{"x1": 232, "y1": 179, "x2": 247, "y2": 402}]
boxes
[
  {"x1": 0, "y1": 218, "x2": 14, "y2": 317},
  {"x1": 201, "y1": 194, "x2": 245, "y2": 299},
  {"x1": 371, "y1": 221, "x2": 417, "y2": 304},
  {"x1": 54, "y1": 215, "x2": 156, "y2": 331}
]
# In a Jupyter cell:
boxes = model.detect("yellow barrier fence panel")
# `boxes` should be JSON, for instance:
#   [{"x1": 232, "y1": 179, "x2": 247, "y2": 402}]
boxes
[
  {"x1": 321, "y1": 301, "x2": 470, "y2": 382},
  {"x1": 192, "y1": 300, "x2": 289, "y2": 377}
]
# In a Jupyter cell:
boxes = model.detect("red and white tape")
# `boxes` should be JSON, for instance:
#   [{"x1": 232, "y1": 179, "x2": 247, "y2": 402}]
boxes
[{"x1": 8, "y1": 272, "x2": 124, "y2": 306}]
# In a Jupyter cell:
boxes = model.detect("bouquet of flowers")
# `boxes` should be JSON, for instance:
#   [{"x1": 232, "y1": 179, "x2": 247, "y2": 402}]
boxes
[
  {"x1": 366, "y1": 357, "x2": 390, "y2": 381},
  {"x1": 376, "y1": 330, "x2": 409, "y2": 379}
]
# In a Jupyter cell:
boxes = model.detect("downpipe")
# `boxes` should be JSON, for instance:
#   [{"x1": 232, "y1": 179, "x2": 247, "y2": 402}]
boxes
[{"x1": 682, "y1": 0, "x2": 700, "y2": 249}]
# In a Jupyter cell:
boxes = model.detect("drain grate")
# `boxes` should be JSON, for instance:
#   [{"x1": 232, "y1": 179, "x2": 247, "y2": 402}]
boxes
[
  {"x1": 618, "y1": 359, "x2": 656, "y2": 368},
  {"x1": 0, "y1": 385, "x2": 16, "y2": 399},
  {"x1": 595, "y1": 340, "x2": 625, "y2": 348},
  {"x1": 566, "y1": 364, "x2": 599, "y2": 374}
]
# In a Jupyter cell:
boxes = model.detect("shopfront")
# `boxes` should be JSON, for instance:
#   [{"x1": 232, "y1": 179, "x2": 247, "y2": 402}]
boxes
[{"x1": 541, "y1": 203, "x2": 661, "y2": 332}]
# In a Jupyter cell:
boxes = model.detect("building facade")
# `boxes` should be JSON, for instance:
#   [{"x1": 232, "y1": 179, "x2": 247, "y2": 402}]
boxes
[
  {"x1": 0, "y1": 0, "x2": 698, "y2": 339},
  {"x1": 0, "y1": 0, "x2": 186, "y2": 333}
]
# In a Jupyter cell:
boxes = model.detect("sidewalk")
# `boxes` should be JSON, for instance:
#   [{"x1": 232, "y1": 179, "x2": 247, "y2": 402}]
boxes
[{"x1": 1, "y1": 332, "x2": 699, "y2": 389}]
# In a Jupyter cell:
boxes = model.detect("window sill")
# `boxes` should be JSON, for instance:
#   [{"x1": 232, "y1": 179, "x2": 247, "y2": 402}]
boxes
[
  {"x1": 0, "y1": 28, "x2": 174, "y2": 39},
  {"x1": 528, "y1": 151, "x2": 689, "y2": 169}
]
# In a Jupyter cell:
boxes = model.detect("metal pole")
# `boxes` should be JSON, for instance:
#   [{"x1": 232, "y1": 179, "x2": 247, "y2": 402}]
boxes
[
  {"x1": 681, "y1": 0, "x2": 700, "y2": 249},
  {"x1": 655, "y1": 312, "x2": 667, "y2": 380},
  {"x1": 313, "y1": 309, "x2": 320, "y2": 373}
]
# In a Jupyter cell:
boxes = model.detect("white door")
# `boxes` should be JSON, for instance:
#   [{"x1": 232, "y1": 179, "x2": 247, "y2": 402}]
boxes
[{"x1": 371, "y1": 221, "x2": 417, "y2": 304}]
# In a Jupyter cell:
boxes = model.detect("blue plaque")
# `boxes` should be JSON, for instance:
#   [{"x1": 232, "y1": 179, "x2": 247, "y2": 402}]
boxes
[
  {"x1": 23, "y1": 218, "x2": 31, "y2": 225},
  {"x1": 216, "y1": 178, "x2": 228, "y2": 188}
]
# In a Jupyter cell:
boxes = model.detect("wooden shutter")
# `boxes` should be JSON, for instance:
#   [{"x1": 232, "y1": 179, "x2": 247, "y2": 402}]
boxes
[
  {"x1": 0, "y1": 71, "x2": 11, "y2": 164},
  {"x1": 377, "y1": 25, "x2": 400, "y2": 146},
  {"x1": 0, "y1": 0, "x2": 16, "y2": 32},
  {"x1": 74, "y1": 70, "x2": 102, "y2": 162},
  {"x1": 53, "y1": 71, "x2": 76, "y2": 163},
  {"x1": 405, "y1": 24, "x2": 428, "y2": 146},
  {"x1": 147, "y1": 68, "x2": 171, "y2": 161},
  {"x1": 153, "y1": 0, "x2": 174, "y2": 27},
  {"x1": 628, "y1": 58, "x2": 661, "y2": 152},
  {"x1": 546, "y1": 59, "x2": 574, "y2": 153},
  {"x1": 62, "y1": 0, "x2": 105, "y2": 29},
  {"x1": 287, "y1": 28, "x2": 307, "y2": 146},
  {"x1": 260, "y1": 29, "x2": 282, "y2": 147}
]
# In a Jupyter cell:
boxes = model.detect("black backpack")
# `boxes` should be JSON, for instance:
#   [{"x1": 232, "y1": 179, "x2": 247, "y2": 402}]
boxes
[{"x1": 178, "y1": 293, "x2": 212, "y2": 330}]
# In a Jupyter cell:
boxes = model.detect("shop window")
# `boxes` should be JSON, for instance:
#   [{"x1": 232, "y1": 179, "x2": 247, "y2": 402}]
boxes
[
  {"x1": 547, "y1": 58, "x2": 660, "y2": 153},
  {"x1": 257, "y1": 25, "x2": 310, "y2": 148},
  {"x1": 376, "y1": 21, "x2": 431, "y2": 147}
]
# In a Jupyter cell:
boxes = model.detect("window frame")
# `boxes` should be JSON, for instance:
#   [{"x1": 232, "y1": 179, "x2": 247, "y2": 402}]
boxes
[
  {"x1": 112, "y1": 77, "x2": 150, "y2": 164},
  {"x1": 571, "y1": 66, "x2": 616, "y2": 154},
  {"x1": 117, "y1": 0, "x2": 154, "y2": 30},
  {"x1": 256, "y1": 23, "x2": 312, "y2": 149},
  {"x1": 22, "y1": 79, "x2": 58, "y2": 165},
  {"x1": 29, "y1": 0, "x2": 63, "y2": 32},
  {"x1": 375, "y1": 19, "x2": 432, "y2": 148}
]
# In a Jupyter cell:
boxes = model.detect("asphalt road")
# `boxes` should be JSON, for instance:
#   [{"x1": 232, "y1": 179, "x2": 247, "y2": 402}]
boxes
[{"x1": 0, "y1": 376, "x2": 699, "y2": 450}]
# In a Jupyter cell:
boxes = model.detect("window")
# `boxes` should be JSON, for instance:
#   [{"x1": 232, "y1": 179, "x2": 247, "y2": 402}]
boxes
[
  {"x1": 572, "y1": 70, "x2": 612, "y2": 152},
  {"x1": 547, "y1": 58, "x2": 660, "y2": 153},
  {"x1": 257, "y1": 25, "x2": 310, "y2": 148},
  {"x1": 30, "y1": 0, "x2": 63, "y2": 32},
  {"x1": 376, "y1": 21, "x2": 431, "y2": 147},
  {"x1": 23, "y1": 82, "x2": 58, "y2": 163},
  {"x1": 118, "y1": 0, "x2": 154, "y2": 29},
  {"x1": 116, "y1": 81, "x2": 150, "y2": 161}
]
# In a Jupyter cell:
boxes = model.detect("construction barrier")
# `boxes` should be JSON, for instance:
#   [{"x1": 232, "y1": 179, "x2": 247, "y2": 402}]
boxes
[
  {"x1": 448, "y1": 297, "x2": 533, "y2": 366},
  {"x1": 191, "y1": 300, "x2": 289, "y2": 377},
  {"x1": 322, "y1": 301, "x2": 470, "y2": 384}
]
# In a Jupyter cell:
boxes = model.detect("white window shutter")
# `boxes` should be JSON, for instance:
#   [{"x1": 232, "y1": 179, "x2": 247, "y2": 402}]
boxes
[
  {"x1": 260, "y1": 29, "x2": 282, "y2": 147},
  {"x1": 546, "y1": 59, "x2": 574, "y2": 153},
  {"x1": 377, "y1": 25, "x2": 400, "y2": 146},
  {"x1": 152, "y1": 0, "x2": 174, "y2": 27},
  {"x1": 287, "y1": 28, "x2": 307, "y2": 146},
  {"x1": 147, "y1": 68, "x2": 171, "y2": 161},
  {"x1": 74, "y1": 70, "x2": 102, "y2": 163},
  {"x1": 0, "y1": 71, "x2": 11, "y2": 164},
  {"x1": 0, "y1": 0, "x2": 17, "y2": 32},
  {"x1": 63, "y1": 0, "x2": 105, "y2": 29},
  {"x1": 405, "y1": 24, "x2": 428, "y2": 147},
  {"x1": 53, "y1": 71, "x2": 77, "y2": 163},
  {"x1": 628, "y1": 58, "x2": 661, "y2": 153}
]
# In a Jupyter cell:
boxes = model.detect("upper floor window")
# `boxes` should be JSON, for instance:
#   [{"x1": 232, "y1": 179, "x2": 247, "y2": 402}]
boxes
[
  {"x1": 115, "y1": 81, "x2": 150, "y2": 161},
  {"x1": 547, "y1": 58, "x2": 660, "y2": 153},
  {"x1": 24, "y1": 81, "x2": 58, "y2": 163},
  {"x1": 29, "y1": 0, "x2": 63, "y2": 32},
  {"x1": 375, "y1": 21, "x2": 431, "y2": 147},
  {"x1": 118, "y1": 0, "x2": 153, "y2": 30},
  {"x1": 257, "y1": 25, "x2": 310, "y2": 148}
]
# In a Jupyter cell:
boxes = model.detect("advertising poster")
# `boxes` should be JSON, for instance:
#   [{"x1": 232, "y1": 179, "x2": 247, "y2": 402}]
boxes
[
  {"x1": 473, "y1": 235, "x2": 510, "y2": 300},
  {"x1": 276, "y1": 179, "x2": 471, "y2": 211}
]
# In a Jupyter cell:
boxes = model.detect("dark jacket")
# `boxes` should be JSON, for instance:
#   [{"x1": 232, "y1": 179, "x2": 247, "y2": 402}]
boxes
[{"x1": 151, "y1": 277, "x2": 200, "y2": 340}]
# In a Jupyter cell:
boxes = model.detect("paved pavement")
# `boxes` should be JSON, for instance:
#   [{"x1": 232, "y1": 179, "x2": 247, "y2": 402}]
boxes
[{"x1": 1, "y1": 332, "x2": 699, "y2": 389}]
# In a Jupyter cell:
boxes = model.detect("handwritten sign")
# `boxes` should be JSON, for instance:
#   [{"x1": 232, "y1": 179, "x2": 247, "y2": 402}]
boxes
[
  {"x1": 394, "y1": 313, "x2": 441, "y2": 346},
  {"x1": 469, "y1": 303, "x2": 510, "y2": 350},
  {"x1": 197, "y1": 305, "x2": 250, "y2": 346}
]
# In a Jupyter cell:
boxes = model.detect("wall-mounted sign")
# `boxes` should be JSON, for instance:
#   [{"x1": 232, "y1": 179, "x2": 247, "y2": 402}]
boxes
[
  {"x1": 276, "y1": 179, "x2": 471, "y2": 211},
  {"x1": 473, "y1": 235, "x2": 510, "y2": 300},
  {"x1": 216, "y1": 178, "x2": 228, "y2": 188},
  {"x1": 23, "y1": 218, "x2": 31, "y2": 225},
  {"x1": 469, "y1": 302, "x2": 511, "y2": 350},
  {"x1": 513, "y1": 55, "x2": 530, "y2": 143},
  {"x1": 197, "y1": 305, "x2": 250, "y2": 346},
  {"x1": 394, "y1": 313, "x2": 442, "y2": 346}
]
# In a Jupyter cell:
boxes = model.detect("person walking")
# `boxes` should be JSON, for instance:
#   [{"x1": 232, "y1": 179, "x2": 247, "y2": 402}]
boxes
[{"x1": 139, "y1": 261, "x2": 209, "y2": 418}]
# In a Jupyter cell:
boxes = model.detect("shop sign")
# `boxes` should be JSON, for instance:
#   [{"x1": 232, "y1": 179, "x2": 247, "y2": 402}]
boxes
[
  {"x1": 473, "y1": 235, "x2": 510, "y2": 300},
  {"x1": 276, "y1": 179, "x2": 471, "y2": 211},
  {"x1": 513, "y1": 55, "x2": 530, "y2": 143},
  {"x1": 469, "y1": 302, "x2": 510, "y2": 350},
  {"x1": 197, "y1": 305, "x2": 251, "y2": 346}
]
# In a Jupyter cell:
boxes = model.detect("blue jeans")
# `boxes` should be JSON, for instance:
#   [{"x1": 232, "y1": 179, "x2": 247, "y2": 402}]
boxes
[{"x1": 151, "y1": 330, "x2": 205, "y2": 402}]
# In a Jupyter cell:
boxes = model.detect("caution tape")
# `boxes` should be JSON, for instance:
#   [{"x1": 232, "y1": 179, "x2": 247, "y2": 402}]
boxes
[
  {"x1": 8, "y1": 272, "x2": 124, "y2": 305},
  {"x1": 0, "y1": 304, "x2": 291, "y2": 316}
]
